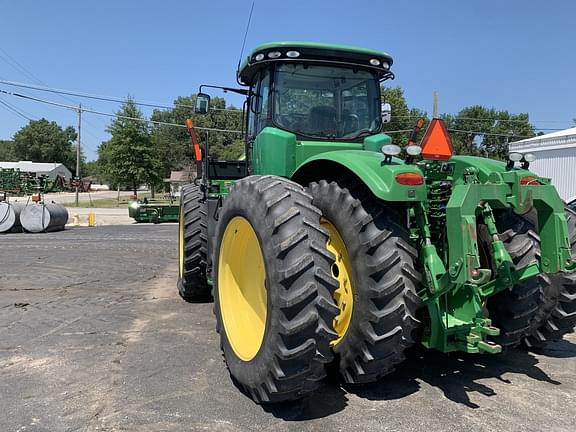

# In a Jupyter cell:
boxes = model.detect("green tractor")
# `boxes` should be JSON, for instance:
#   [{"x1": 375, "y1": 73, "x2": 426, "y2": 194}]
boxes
[{"x1": 177, "y1": 41, "x2": 576, "y2": 403}]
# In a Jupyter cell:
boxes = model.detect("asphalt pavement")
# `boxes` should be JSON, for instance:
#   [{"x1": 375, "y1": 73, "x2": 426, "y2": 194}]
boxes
[{"x1": 1, "y1": 225, "x2": 575, "y2": 431}]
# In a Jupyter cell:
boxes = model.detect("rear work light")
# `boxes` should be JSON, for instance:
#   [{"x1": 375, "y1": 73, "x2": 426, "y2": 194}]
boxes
[
  {"x1": 520, "y1": 176, "x2": 540, "y2": 185},
  {"x1": 395, "y1": 172, "x2": 424, "y2": 186}
]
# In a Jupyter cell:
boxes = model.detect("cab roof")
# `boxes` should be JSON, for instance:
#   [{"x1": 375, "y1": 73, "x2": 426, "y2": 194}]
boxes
[{"x1": 237, "y1": 41, "x2": 394, "y2": 86}]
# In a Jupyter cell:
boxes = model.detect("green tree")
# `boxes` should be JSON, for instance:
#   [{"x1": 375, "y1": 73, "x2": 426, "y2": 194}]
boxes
[
  {"x1": 83, "y1": 160, "x2": 100, "y2": 178},
  {"x1": 381, "y1": 87, "x2": 428, "y2": 145},
  {"x1": 12, "y1": 119, "x2": 77, "y2": 170},
  {"x1": 443, "y1": 106, "x2": 535, "y2": 159},
  {"x1": 150, "y1": 94, "x2": 244, "y2": 177},
  {"x1": 0, "y1": 140, "x2": 16, "y2": 161},
  {"x1": 98, "y1": 98, "x2": 162, "y2": 194}
]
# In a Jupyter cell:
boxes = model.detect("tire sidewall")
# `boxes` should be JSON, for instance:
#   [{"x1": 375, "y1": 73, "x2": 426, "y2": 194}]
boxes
[{"x1": 213, "y1": 178, "x2": 308, "y2": 390}]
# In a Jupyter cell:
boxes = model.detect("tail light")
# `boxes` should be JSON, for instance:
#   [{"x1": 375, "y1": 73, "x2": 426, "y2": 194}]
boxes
[
  {"x1": 395, "y1": 172, "x2": 424, "y2": 186},
  {"x1": 520, "y1": 176, "x2": 540, "y2": 185}
]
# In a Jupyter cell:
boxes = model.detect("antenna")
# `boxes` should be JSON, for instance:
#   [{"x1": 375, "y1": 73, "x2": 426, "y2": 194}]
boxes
[{"x1": 236, "y1": 1, "x2": 255, "y2": 82}]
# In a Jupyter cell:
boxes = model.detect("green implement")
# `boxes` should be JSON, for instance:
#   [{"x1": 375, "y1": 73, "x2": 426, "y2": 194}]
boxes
[{"x1": 128, "y1": 198, "x2": 179, "y2": 223}]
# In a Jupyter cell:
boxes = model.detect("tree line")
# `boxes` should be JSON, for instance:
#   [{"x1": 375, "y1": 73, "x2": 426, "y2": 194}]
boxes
[{"x1": 0, "y1": 87, "x2": 544, "y2": 191}]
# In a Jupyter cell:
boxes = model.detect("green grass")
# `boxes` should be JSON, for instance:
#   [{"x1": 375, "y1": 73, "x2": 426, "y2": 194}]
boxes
[{"x1": 66, "y1": 193, "x2": 152, "y2": 208}]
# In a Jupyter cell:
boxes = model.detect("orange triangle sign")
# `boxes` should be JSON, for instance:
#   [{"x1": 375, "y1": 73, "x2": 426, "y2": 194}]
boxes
[{"x1": 421, "y1": 118, "x2": 454, "y2": 160}]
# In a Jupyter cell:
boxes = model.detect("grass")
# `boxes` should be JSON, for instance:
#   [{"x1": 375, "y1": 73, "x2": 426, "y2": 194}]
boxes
[{"x1": 66, "y1": 193, "x2": 152, "y2": 208}]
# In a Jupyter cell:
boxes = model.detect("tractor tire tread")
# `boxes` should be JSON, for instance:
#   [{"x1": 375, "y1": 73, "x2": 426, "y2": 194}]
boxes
[
  {"x1": 213, "y1": 175, "x2": 338, "y2": 403},
  {"x1": 483, "y1": 211, "x2": 546, "y2": 348},
  {"x1": 177, "y1": 184, "x2": 210, "y2": 302},
  {"x1": 308, "y1": 179, "x2": 420, "y2": 384},
  {"x1": 526, "y1": 208, "x2": 576, "y2": 346}
]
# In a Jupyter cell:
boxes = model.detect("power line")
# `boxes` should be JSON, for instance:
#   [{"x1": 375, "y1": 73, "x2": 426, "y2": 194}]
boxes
[
  {"x1": 0, "y1": 96, "x2": 33, "y2": 121},
  {"x1": 0, "y1": 48, "x2": 46, "y2": 87},
  {"x1": 0, "y1": 86, "x2": 562, "y2": 140},
  {"x1": 394, "y1": 113, "x2": 572, "y2": 125},
  {"x1": 0, "y1": 95, "x2": 36, "y2": 120},
  {"x1": 0, "y1": 50, "x2": 112, "y2": 138},
  {"x1": 447, "y1": 128, "x2": 533, "y2": 138},
  {"x1": 0, "y1": 79, "x2": 243, "y2": 113},
  {"x1": 3, "y1": 79, "x2": 570, "y2": 127},
  {"x1": 384, "y1": 127, "x2": 534, "y2": 139},
  {"x1": 0, "y1": 88, "x2": 243, "y2": 134}
]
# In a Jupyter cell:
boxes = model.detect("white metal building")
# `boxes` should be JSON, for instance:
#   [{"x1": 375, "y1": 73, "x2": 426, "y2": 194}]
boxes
[
  {"x1": 0, "y1": 161, "x2": 72, "y2": 180},
  {"x1": 510, "y1": 127, "x2": 576, "y2": 202}
]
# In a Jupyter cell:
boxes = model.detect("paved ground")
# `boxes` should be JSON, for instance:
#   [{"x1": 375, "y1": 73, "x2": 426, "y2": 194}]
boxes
[
  {"x1": 64, "y1": 208, "x2": 135, "y2": 226},
  {"x1": 1, "y1": 225, "x2": 575, "y2": 432}
]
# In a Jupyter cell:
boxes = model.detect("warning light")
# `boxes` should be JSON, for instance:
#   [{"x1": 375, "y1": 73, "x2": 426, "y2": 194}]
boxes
[
  {"x1": 395, "y1": 172, "x2": 424, "y2": 186},
  {"x1": 420, "y1": 118, "x2": 454, "y2": 160},
  {"x1": 520, "y1": 176, "x2": 540, "y2": 185}
]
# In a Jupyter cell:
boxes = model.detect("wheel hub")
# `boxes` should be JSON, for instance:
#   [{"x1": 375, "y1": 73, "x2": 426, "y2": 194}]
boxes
[
  {"x1": 321, "y1": 217, "x2": 354, "y2": 346},
  {"x1": 218, "y1": 216, "x2": 267, "y2": 361}
]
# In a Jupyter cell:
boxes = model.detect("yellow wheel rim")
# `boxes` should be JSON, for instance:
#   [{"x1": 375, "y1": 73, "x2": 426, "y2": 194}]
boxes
[
  {"x1": 178, "y1": 204, "x2": 185, "y2": 278},
  {"x1": 321, "y1": 218, "x2": 354, "y2": 346},
  {"x1": 218, "y1": 216, "x2": 267, "y2": 361}
]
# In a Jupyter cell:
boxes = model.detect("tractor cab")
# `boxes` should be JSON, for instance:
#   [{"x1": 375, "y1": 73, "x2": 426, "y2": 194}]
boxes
[
  {"x1": 194, "y1": 42, "x2": 396, "y2": 178},
  {"x1": 237, "y1": 42, "x2": 394, "y2": 142}
]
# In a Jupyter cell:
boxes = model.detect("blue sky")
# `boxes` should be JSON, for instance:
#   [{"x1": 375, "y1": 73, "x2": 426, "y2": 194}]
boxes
[{"x1": 0, "y1": 0, "x2": 574, "y2": 160}]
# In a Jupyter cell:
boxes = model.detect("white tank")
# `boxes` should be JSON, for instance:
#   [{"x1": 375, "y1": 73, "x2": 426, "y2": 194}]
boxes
[
  {"x1": 0, "y1": 202, "x2": 24, "y2": 233},
  {"x1": 20, "y1": 203, "x2": 69, "y2": 233}
]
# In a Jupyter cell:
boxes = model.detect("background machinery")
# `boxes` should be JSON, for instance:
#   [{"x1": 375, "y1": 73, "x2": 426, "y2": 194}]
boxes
[{"x1": 177, "y1": 42, "x2": 576, "y2": 403}]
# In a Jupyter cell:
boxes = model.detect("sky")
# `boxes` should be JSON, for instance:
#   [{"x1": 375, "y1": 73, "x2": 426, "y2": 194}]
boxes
[{"x1": 0, "y1": 0, "x2": 575, "y2": 161}]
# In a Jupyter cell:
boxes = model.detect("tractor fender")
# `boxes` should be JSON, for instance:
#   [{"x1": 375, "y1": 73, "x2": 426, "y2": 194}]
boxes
[{"x1": 292, "y1": 150, "x2": 426, "y2": 202}]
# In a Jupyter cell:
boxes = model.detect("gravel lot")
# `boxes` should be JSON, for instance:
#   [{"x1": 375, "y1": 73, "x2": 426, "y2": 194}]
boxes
[{"x1": 1, "y1": 225, "x2": 575, "y2": 432}]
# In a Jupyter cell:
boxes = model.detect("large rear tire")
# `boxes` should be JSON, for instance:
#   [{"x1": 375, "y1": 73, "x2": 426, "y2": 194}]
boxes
[
  {"x1": 308, "y1": 179, "x2": 421, "y2": 384},
  {"x1": 525, "y1": 208, "x2": 576, "y2": 346},
  {"x1": 480, "y1": 211, "x2": 546, "y2": 348},
  {"x1": 177, "y1": 184, "x2": 210, "y2": 301},
  {"x1": 213, "y1": 175, "x2": 339, "y2": 403}
]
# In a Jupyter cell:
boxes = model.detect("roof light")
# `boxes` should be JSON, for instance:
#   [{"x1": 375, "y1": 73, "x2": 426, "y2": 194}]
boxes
[
  {"x1": 267, "y1": 51, "x2": 281, "y2": 59},
  {"x1": 395, "y1": 173, "x2": 424, "y2": 186},
  {"x1": 406, "y1": 145, "x2": 422, "y2": 156},
  {"x1": 509, "y1": 152, "x2": 523, "y2": 162},
  {"x1": 254, "y1": 53, "x2": 265, "y2": 61},
  {"x1": 286, "y1": 50, "x2": 300, "y2": 58},
  {"x1": 381, "y1": 144, "x2": 401, "y2": 156},
  {"x1": 524, "y1": 153, "x2": 537, "y2": 163},
  {"x1": 420, "y1": 118, "x2": 454, "y2": 160},
  {"x1": 370, "y1": 58, "x2": 381, "y2": 66}
]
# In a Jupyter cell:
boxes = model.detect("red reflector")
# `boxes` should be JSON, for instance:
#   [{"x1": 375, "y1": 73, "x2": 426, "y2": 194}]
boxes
[
  {"x1": 421, "y1": 118, "x2": 454, "y2": 160},
  {"x1": 520, "y1": 176, "x2": 540, "y2": 185},
  {"x1": 395, "y1": 172, "x2": 424, "y2": 186}
]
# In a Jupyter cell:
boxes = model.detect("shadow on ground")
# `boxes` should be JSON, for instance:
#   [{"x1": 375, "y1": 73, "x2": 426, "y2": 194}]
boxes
[
  {"x1": 262, "y1": 340, "x2": 574, "y2": 419},
  {"x1": 349, "y1": 341, "x2": 572, "y2": 409}
]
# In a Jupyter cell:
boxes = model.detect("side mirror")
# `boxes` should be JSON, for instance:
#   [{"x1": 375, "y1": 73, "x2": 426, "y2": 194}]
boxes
[
  {"x1": 381, "y1": 102, "x2": 392, "y2": 123},
  {"x1": 195, "y1": 93, "x2": 210, "y2": 114}
]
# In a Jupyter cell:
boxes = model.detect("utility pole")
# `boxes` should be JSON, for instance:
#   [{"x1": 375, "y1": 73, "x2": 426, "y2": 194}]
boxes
[
  {"x1": 75, "y1": 104, "x2": 82, "y2": 206},
  {"x1": 432, "y1": 92, "x2": 438, "y2": 118}
]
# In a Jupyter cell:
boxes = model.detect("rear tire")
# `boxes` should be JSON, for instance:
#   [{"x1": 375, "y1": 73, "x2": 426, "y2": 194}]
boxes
[
  {"x1": 213, "y1": 175, "x2": 339, "y2": 403},
  {"x1": 308, "y1": 179, "x2": 421, "y2": 384},
  {"x1": 177, "y1": 184, "x2": 210, "y2": 301},
  {"x1": 481, "y1": 211, "x2": 546, "y2": 348},
  {"x1": 525, "y1": 207, "x2": 576, "y2": 346}
]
